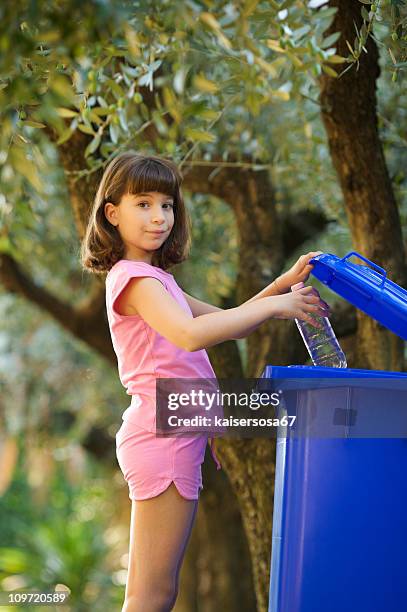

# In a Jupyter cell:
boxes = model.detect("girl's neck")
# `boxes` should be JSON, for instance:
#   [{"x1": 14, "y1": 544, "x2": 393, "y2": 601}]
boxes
[
  {"x1": 123, "y1": 252, "x2": 153, "y2": 265},
  {"x1": 125, "y1": 258, "x2": 153, "y2": 264}
]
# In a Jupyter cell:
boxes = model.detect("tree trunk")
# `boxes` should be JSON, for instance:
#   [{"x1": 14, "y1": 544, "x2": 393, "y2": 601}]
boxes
[{"x1": 319, "y1": 0, "x2": 407, "y2": 371}]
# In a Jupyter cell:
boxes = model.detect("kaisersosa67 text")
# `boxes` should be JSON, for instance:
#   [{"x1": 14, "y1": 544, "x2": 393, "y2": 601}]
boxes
[{"x1": 167, "y1": 414, "x2": 297, "y2": 428}]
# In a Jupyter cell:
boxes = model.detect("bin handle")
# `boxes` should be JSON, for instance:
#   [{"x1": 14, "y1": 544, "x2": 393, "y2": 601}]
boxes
[{"x1": 341, "y1": 251, "x2": 387, "y2": 288}]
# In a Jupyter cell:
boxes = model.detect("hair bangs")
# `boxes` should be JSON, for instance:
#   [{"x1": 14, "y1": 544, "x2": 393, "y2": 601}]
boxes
[{"x1": 124, "y1": 159, "x2": 178, "y2": 199}]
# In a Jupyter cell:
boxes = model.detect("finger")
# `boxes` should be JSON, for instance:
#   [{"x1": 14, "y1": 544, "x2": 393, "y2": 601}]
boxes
[
  {"x1": 301, "y1": 265, "x2": 313, "y2": 275},
  {"x1": 291, "y1": 282, "x2": 305, "y2": 291},
  {"x1": 304, "y1": 295, "x2": 321, "y2": 304},
  {"x1": 318, "y1": 301, "x2": 330, "y2": 311},
  {"x1": 306, "y1": 293, "x2": 318, "y2": 304},
  {"x1": 299, "y1": 254, "x2": 312, "y2": 266},
  {"x1": 304, "y1": 251, "x2": 322, "y2": 262},
  {"x1": 307, "y1": 286, "x2": 320, "y2": 296},
  {"x1": 310, "y1": 304, "x2": 322, "y2": 313},
  {"x1": 298, "y1": 286, "x2": 315, "y2": 294},
  {"x1": 304, "y1": 251, "x2": 323, "y2": 266},
  {"x1": 310, "y1": 304, "x2": 329, "y2": 314}
]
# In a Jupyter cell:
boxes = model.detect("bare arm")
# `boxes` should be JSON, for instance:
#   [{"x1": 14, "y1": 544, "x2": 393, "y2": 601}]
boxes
[
  {"x1": 120, "y1": 277, "x2": 326, "y2": 352},
  {"x1": 182, "y1": 290, "x2": 254, "y2": 340},
  {"x1": 239, "y1": 251, "x2": 326, "y2": 305},
  {"x1": 181, "y1": 291, "x2": 223, "y2": 317},
  {"x1": 182, "y1": 278, "x2": 288, "y2": 338},
  {"x1": 178, "y1": 250, "x2": 325, "y2": 340},
  {"x1": 242, "y1": 279, "x2": 283, "y2": 303}
]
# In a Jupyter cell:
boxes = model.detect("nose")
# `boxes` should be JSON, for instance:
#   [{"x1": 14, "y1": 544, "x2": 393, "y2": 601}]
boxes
[
  {"x1": 152, "y1": 215, "x2": 165, "y2": 225},
  {"x1": 151, "y1": 209, "x2": 166, "y2": 224}
]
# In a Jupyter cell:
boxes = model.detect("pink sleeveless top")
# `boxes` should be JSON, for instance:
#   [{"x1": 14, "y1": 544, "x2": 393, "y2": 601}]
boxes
[{"x1": 105, "y1": 259, "x2": 222, "y2": 469}]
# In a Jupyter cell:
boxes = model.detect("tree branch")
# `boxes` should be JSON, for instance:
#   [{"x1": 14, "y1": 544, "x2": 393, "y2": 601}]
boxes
[{"x1": 0, "y1": 253, "x2": 115, "y2": 361}]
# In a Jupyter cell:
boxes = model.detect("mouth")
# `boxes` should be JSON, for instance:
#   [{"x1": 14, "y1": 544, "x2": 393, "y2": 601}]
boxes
[{"x1": 147, "y1": 230, "x2": 167, "y2": 235}]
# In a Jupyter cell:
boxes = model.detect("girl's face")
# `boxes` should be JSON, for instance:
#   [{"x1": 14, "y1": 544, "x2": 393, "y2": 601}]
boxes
[{"x1": 105, "y1": 191, "x2": 175, "y2": 263}]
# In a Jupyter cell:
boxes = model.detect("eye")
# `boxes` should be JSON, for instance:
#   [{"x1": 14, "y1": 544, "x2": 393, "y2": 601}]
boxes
[
  {"x1": 137, "y1": 201, "x2": 149, "y2": 208},
  {"x1": 163, "y1": 202, "x2": 174, "y2": 209}
]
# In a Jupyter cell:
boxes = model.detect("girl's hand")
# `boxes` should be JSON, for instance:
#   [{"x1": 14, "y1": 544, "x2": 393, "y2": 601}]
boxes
[
  {"x1": 274, "y1": 251, "x2": 324, "y2": 294},
  {"x1": 291, "y1": 280, "x2": 331, "y2": 318},
  {"x1": 270, "y1": 285, "x2": 330, "y2": 328}
]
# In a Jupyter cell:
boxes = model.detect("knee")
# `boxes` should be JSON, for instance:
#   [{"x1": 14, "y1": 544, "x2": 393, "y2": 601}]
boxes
[{"x1": 123, "y1": 582, "x2": 177, "y2": 612}]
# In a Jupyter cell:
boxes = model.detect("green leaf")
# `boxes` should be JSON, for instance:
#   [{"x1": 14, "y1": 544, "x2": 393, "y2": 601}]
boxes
[
  {"x1": 49, "y1": 74, "x2": 76, "y2": 102},
  {"x1": 20, "y1": 120, "x2": 46, "y2": 128},
  {"x1": 267, "y1": 39, "x2": 285, "y2": 53},
  {"x1": 194, "y1": 74, "x2": 219, "y2": 93},
  {"x1": 152, "y1": 111, "x2": 168, "y2": 135},
  {"x1": 84, "y1": 133, "x2": 101, "y2": 157},
  {"x1": 105, "y1": 79, "x2": 125, "y2": 99},
  {"x1": 150, "y1": 60, "x2": 162, "y2": 71},
  {"x1": 321, "y1": 31, "x2": 341, "y2": 48},
  {"x1": 183, "y1": 100, "x2": 208, "y2": 118},
  {"x1": 293, "y1": 25, "x2": 311, "y2": 40},
  {"x1": 56, "y1": 126, "x2": 75, "y2": 145},
  {"x1": 286, "y1": 52, "x2": 303, "y2": 68},
  {"x1": 271, "y1": 88, "x2": 290, "y2": 101},
  {"x1": 77, "y1": 124, "x2": 96, "y2": 135},
  {"x1": 9, "y1": 146, "x2": 43, "y2": 191},
  {"x1": 322, "y1": 64, "x2": 339, "y2": 77},
  {"x1": 173, "y1": 66, "x2": 190, "y2": 94},
  {"x1": 109, "y1": 122, "x2": 120, "y2": 144},
  {"x1": 337, "y1": 62, "x2": 355, "y2": 78},
  {"x1": 242, "y1": 0, "x2": 260, "y2": 17},
  {"x1": 87, "y1": 110, "x2": 103, "y2": 125},
  {"x1": 91, "y1": 106, "x2": 115, "y2": 116},
  {"x1": 308, "y1": 0, "x2": 329, "y2": 7},
  {"x1": 200, "y1": 109, "x2": 221, "y2": 121},
  {"x1": 199, "y1": 12, "x2": 232, "y2": 49},
  {"x1": 57, "y1": 108, "x2": 78, "y2": 118},
  {"x1": 184, "y1": 128, "x2": 216, "y2": 143},
  {"x1": 138, "y1": 72, "x2": 153, "y2": 88},
  {"x1": 345, "y1": 39, "x2": 356, "y2": 56},
  {"x1": 118, "y1": 108, "x2": 128, "y2": 131},
  {"x1": 326, "y1": 54, "x2": 347, "y2": 64},
  {"x1": 121, "y1": 64, "x2": 139, "y2": 78}
]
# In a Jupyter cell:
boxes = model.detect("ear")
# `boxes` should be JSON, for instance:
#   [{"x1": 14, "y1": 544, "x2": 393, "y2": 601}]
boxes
[{"x1": 104, "y1": 202, "x2": 118, "y2": 226}]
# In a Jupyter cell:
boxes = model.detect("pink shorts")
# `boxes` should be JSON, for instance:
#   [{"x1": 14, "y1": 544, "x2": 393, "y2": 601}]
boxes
[{"x1": 115, "y1": 418, "x2": 221, "y2": 501}]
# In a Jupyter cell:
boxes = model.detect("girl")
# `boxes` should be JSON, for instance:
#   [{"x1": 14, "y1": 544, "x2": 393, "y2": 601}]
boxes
[{"x1": 80, "y1": 151, "x2": 329, "y2": 612}]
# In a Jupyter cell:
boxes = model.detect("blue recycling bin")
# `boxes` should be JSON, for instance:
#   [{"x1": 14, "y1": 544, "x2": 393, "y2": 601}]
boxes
[{"x1": 261, "y1": 252, "x2": 407, "y2": 612}]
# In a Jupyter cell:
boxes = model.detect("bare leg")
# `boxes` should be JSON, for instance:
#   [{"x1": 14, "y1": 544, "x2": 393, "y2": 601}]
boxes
[
  {"x1": 169, "y1": 499, "x2": 198, "y2": 609},
  {"x1": 122, "y1": 482, "x2": 199, "y2": 612}
]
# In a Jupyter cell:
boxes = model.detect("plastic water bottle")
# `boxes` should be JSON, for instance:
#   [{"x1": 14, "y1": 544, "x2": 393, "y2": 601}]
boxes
[{"x1": 291, "y1": 282, "x2": 347, "y2": 368}]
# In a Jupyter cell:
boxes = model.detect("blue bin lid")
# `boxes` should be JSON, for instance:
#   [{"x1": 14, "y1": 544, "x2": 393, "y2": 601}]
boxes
[{"x1": 309, "y1": 251, "x2": 407, "y2": 340}]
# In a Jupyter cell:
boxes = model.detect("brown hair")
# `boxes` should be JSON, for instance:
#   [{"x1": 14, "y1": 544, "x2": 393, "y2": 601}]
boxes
[{"x1": 80, "y1": 151, "x2": 191, "y2": 274}]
